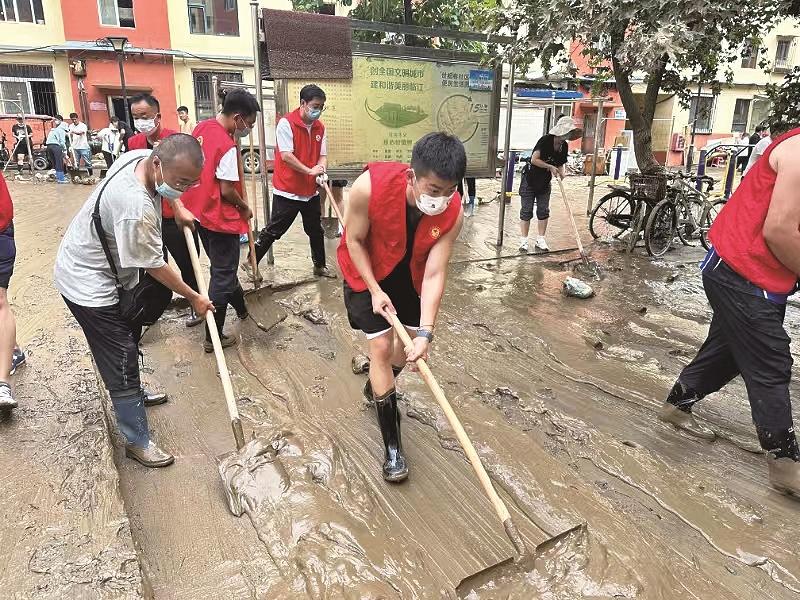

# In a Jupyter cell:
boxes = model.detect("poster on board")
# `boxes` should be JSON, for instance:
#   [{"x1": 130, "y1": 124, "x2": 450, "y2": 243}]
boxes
[{"x1": 284, "y1": 55, "x2": 496, "y2": 175}]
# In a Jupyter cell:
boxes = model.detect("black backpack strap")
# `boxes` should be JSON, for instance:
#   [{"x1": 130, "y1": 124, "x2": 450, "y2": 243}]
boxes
[{"x1": 91, "y1": 156, "x2": 145, "y2": 289}]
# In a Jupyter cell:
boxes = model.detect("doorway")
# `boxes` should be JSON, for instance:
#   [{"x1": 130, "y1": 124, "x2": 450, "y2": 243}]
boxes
[{"x1": 109, "y1": 97, "x2": 133, "y2": 128}]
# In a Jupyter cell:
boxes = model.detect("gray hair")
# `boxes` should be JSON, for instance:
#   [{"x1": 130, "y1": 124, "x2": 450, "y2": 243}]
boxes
[{"x1": 152, "y1": 133, "x2": 204, "y2": 169}]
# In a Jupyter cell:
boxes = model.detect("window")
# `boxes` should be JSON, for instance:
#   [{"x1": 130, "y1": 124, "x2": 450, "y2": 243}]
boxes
[
  {"x1": 741, "y1": 41, "x2": 758, "y2": 69},
  {"x1": 731, "y1": 98, "x2": 751, "y2": 133},
  {"x1": 99, "y1": 0, "x2": 135, "y2": 28},
  {"x1": 775, "y1": 38, "x2": 793, "y2": 71},
  {"x1": 689, "y1": 96, "x2": 715, "y2": 134},
  {"x1": 0, "y1": 65, "x2": 57, "y2": 116},
  {"x1": 751, "y1": 97, "x2": 771, "y2": 129},
  {"x1": 188, "y1": 0, "x2": 238, "y2": 36},
  {"x1": 0, "y1": 0, "x2": 44, "y2": 23},
  {"x1": 192, "y1": 70, "x2": 243, "y2": 120}
]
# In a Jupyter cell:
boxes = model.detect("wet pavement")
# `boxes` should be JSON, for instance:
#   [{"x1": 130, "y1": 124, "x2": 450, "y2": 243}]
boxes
[{"x1": 1, "y1": 174, "x2": 799, "y2": 599}]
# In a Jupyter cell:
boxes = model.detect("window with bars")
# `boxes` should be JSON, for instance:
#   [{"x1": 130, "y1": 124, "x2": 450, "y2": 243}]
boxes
[
  {"x1": 741, "y1": 41, "x2": 758, "y2": 69},
  {"x1": 192, "y1": 70, "x2": 243, "y2": 120},
  {"x1": 775, "y1": 38, "x2": 793, "y2": 71},
  {"x1": 188, "y1": 0, "x2": 239, "y2": 36},
  {"x1": 0, "y1": 0, "x2": 45, "y2": 23},
  {"x1": 98, "y1": 0, "x2": 135, "y2": 28},
  {"x1": 731, "y1": 98, "x2": 751, "y2": 133},
  {"x1": 689, "y1": 96, "x2": 715, "y2": 134},
  {"x1": 0, "y1": 65, "x2": 56, "y2": 115}
]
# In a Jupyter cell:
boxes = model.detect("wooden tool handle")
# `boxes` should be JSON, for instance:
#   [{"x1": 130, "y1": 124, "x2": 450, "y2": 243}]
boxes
[
  {"x1": 183, "y1": 226, "x2": 245, "y2": 450},
  {"x1": 388, "y1": 313, "x2": 524, "y2": 551},
  {"x1": 321, "y1": 180, "x2": 343, "y2": 222},
  {"x1": 237, "y1": 139, "x2": 260, "y2": 288},
  {"x1": 248, "y1": 131, "x2": 259, "y2": 232},
  {"x1": 557, "y1": 177, "x2": 585, "y2": 257}
]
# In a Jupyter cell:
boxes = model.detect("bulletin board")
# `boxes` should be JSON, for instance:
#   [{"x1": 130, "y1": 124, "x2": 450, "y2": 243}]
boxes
[{"x1": 275, "y1": 51, "x2": 501, "y2": 178}]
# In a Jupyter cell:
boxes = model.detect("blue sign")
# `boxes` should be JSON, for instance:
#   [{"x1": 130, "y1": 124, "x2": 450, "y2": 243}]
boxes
[{"x1": 468, "y1": 69, "x2": 494, "y2": 92}]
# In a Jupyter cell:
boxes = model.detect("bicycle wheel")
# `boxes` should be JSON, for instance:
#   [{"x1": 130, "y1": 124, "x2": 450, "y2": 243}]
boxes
[
  {"x1": 700, "y1": 199, "x2": 726, "y2": 250},
  {"x1": 676, "y1": 196, "x2": 704, "y2": 245},
  {"x1": 589, "y1": 191, "x2": 636, "y2": 241},
  {"x1": 644, "y1": 199, "x2": 677, "y2": 257}
]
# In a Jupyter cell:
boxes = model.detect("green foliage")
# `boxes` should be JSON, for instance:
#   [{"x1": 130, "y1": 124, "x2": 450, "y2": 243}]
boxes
[
  {"x1": 765, "y1": 66, "x2": 800, "y2": 135},
  {"x1": 350, "y1": 0, "x2": 495, "y2": 51},
  {"x1": 291, "y1": 0, "x2": 324, "y2": 12}
]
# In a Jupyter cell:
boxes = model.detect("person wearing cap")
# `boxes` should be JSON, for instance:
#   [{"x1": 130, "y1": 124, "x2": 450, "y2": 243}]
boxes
[{"x1": 518, "y1": 116, "x2": 582, "y2": 252}]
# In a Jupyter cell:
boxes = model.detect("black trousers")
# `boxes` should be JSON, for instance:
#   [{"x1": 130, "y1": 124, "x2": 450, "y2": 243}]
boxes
[
  {"x1": 254, "y1": 193, "x2": 325, "y2": 266},
  {"x1": 162, "y1": 217, "x2": 199, "y2": 295},
  {"x1": 197, "y1": 224, "x2": 246, "y2": 339},
  {"x1": 679, "y1": 273, "x2": 794, "y2": 438},
  {"x1": 46, "y1": 143, "x2": 64, "y2": 174},
  {"x1": 457, "y1": 177, "x2": 476, "y2": 199},
  {"x1": 102, "y1": 151, "x2": 115, "y2": 170}
]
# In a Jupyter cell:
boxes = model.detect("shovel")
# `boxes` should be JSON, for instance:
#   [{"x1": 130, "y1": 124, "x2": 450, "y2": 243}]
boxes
[
  {"x1": 237, "y1": 138, "x2": 261, "y2": 290},
  {"x1": 183, "y1": 225, "x2": 245, "y2": 451},
  {"x1": 556, "y1": 177, "x2": 602, "y2": 279}
]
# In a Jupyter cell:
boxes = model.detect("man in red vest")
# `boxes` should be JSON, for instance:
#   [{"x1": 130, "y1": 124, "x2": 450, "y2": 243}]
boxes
[
  {"x1": 181, "y1": 88, "x2": 259, "y2": 352},
  {"x1": 338, "y1": 132, "x2": 466, "y2": 482},
  {"x1": 659, "y1": 123, "x2": 800, "y2": 497},
  {"x1": 245, "y1": 84, "x2": 335, "y2": 279},
  {"x1": 126, "y1": 94, "x2": 201, "y2": 326}
]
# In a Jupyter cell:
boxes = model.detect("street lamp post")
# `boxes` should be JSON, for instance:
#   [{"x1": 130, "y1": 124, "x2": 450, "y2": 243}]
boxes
[{"x1": 106, "y1": 36, "x2": 129, "y2": 122}]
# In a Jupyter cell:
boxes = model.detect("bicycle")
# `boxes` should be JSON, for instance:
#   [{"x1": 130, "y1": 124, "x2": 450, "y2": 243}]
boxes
[
  {"x1": 588, "y1": 180, "x2": 636, "y2": 242},
  {"x1": 644, "y1": 172, "x2": 726, "y2": 257}
]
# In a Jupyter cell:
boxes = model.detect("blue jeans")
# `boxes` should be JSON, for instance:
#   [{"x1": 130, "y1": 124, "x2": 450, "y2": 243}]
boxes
[{"x1": 74, "y1": 148, "x2": 93, "y2": 174}]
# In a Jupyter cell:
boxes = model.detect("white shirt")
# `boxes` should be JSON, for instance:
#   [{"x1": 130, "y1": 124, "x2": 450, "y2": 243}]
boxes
[
  {"x1": 68, "y1": 122, "x2": 89, "y2": 150},
  {"x1": 98, "y1": 126, "x2": 119, "y2": 154},
  {"x1": 273, "y1": 117, "x2": 327, "y2": 201},
  {"x1": 216, "y1": 147, "x2": 240, "y2": 181},
  {"x1": 54, "y1": 151, "x2": 166, "y2": 307},
  {"x1": 744, "y1": 136, "x2": 772, "y2": 175}
]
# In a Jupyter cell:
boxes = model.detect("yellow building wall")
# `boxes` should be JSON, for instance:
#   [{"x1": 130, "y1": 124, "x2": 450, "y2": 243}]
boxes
[{"x1": 0, "y1": 0, "x2": 65, "y2": 46}]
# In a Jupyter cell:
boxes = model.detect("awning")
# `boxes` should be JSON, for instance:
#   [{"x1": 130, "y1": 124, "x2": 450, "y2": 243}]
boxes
[
  {"x1": 514, "y1": 88, "x2": 584, "y2": 100},
  {"x1": 93, "y1": 83, "x2": 153, "y2": 93}
]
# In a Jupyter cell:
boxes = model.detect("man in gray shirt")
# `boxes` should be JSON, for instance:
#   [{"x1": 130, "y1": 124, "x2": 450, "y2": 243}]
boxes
[{"x1": 55, "y1": 135, "x2": 213, "y2": 468}]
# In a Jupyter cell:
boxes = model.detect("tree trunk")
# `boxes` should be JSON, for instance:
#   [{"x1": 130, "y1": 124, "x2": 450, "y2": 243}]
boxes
[{"x1": 611, "y1": 53, "x2": 668, "y2": 174}]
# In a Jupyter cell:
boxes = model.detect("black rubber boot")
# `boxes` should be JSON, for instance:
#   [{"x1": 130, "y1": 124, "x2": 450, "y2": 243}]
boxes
[
  {"x1": 363, "y1": 365, "x2": 405, "y2": 401},
  {"x1": 374, "y1": 388, "x2": 408, "y2": 482}
]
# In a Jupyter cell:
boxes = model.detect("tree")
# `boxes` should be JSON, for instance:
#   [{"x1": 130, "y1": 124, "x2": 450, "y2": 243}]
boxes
[
  {"x1": 765, "y1": 66, "x2": 800, "y2": 135},
  {"x1": 485, "y1": 0, "x2": 798, "y2": 172}
]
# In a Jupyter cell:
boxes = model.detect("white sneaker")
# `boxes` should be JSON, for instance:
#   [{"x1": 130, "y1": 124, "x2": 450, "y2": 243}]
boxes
[
  {"x1": 0, "y1": 382, "x2": 16, "y2": 409},
  {"x1": 535, "y1": 236, "x2": 550, "y2": 251},
  {"x1": 518, "y1": 237, "x2": 529, "y2": 252}
]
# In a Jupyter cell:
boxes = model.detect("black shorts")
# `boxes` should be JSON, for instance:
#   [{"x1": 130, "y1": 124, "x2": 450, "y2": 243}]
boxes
[
  {"x1": 331, "y1": 179, "x2": 348, "y2": 188},
  {"x1": 344, "y1": 264, "x2": 420, "y2": 337},
  {"x1": 0, "y1": 223, "x2": 16, "y2": 289}
]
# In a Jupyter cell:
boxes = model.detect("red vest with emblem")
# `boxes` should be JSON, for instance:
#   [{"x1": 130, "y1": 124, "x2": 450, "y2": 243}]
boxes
[
  {"x1": 272, "y1": 108, "x2": 324, "y2": 197},
  {"x1": 337, "y1": 162, "x2": 462, "y2": 294},
  {"x1": 179, "y1": 118, "x2": 246, "y2": 235},
  {"x1": 126, "y1": 127, "x2": 179, "y2": 217},
  {"x1": 709, "y1": 127, "x2": 800, "y2": 294}
]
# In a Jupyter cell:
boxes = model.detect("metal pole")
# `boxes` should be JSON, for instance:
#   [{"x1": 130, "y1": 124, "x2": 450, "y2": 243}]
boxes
[
  {"x1": 18, "y1": 94, "x2": 33, "y2": 173},
  {"x1": 724, "y1": 150, "x2": 736, "y2": 198},
  {"x1": 117, "y1": 49, "x2": 129, "y2": 122},
  {"x1": 686, "y1": 82, "x2": 702, "y2": 172},
  {"x1": 251, "y1": 0, "x2": 273, "y2": 265},
  {"x1": 587, "y1": 97, "x2": 604, "y2": 215},
  {"x1": 495, "y1": 60, "x2": 515, "y2": 247}
]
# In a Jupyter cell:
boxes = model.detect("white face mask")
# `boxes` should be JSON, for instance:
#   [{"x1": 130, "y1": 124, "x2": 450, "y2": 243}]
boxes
[
  {"x1": 412, "y1": 172, "x2": 453, "y2": 216},
  {"x1": 134, "y1": 118, "x2": 156, "y2": 134}
]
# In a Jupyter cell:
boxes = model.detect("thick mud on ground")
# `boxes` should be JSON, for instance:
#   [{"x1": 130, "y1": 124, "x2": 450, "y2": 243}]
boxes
[
  {"x1": 3, "y1": 175, "x2": 799, "y2": 599},
  {"x1": 0, "y1": 180, "x2": 143, "y2": 599}
]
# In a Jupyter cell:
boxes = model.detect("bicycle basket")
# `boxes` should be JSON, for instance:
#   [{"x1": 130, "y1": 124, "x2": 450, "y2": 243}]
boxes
[{"x1": 629, "y1": 173, "x2": 667, "y2": 206}]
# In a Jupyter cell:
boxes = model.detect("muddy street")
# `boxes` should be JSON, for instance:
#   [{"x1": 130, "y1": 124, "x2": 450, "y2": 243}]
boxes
[{"x1": 1, "y1": 175, "x2": 799, "y2": 599}]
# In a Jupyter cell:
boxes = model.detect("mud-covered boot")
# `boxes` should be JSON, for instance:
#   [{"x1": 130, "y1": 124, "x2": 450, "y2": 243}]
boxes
[
  {"x1": 363, "y1": 365, "x2": 405, "y2": 402},
  {"x1": 374, "y1": 388, "x2": 408, "y2": 482},
  {"x1": 768, "y1": 457, "x2": 800, "y2": 497},
  {"x1": 658, "y1": 380, "x2": 715, "y2": 440}
]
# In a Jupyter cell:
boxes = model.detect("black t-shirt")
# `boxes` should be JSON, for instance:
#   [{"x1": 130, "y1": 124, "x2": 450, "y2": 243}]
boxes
[
  {"x1": 523, "y1": 134, "x2": 568, "y2": 191},
  {"x1": 12, "y1": 124, "x2": 32, "y2": 142}
]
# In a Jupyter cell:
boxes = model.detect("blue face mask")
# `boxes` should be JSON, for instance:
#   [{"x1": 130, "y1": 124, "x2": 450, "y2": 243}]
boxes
[
  {"x1": 156, "y1": 163, "x2": 182, "y2": 200},
  {"x1": 307, "y1": 107, "x2": 322, "y2": 121}
]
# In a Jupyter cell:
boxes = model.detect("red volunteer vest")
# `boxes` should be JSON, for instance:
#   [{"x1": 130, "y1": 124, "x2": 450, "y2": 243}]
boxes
[
  {"x1": 337, "y1": 162, "x2": 462, "y2": 294},
  {"x1": 709, "y1": 127, "x2": 800, "y2": 294},
  {"x1": 180, "y1": 118, "x2": 246, "y2": 235},
  {"x1": 126, "y1": 127, "x2": 179, "y2": 217},
  {"x1": 272, "y1": 108, "x2": 325, "y2": 197},
  {"x1": 0, "y1": 171, "x2": 13, "y2": 231}
]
